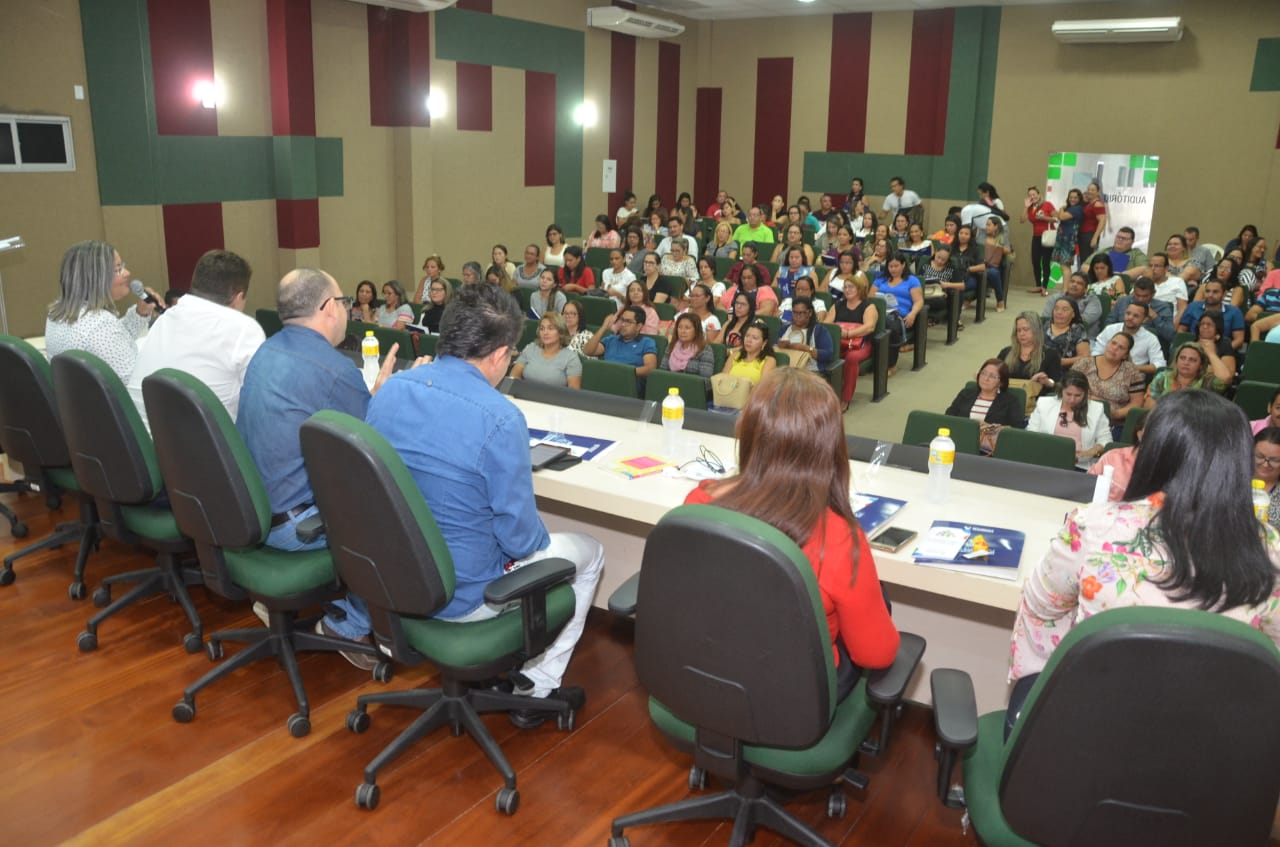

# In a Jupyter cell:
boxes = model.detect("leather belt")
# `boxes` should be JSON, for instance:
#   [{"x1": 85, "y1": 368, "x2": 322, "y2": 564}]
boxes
[{"x1": 269, "y1": 502, "x2": 314, "y2": 528}]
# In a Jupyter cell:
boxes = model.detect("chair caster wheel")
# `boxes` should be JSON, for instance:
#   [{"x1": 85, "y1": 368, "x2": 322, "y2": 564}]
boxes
[
  {"x1": 77, "y1": 630, "x2": 97, "y2": 652},
  {"x1": 172, "y1": 699, "x2": 195, "y2": 723},
  {"x1": 346, "y1": 709, "x2": 370, "y2": 733},
  {"x1": 557, "y1": 709, "x2": 575, "y2": 732},
  {"x1": 495, "y1": 787, "x2": 519, "y2": 815},
  {"x1": 11, "y1": 522, "x2": 27, "y2": 538},
  {"x1": 355, "y1": 782, "x2": 380, "y2": 810},
  {"x1": 0, "y1": 568, "x2": 13, "y2": 587},
  {"x1": 206, "y1": 639, "x2": 224, "y2": 662},
  {"x1": 183, "y1": 632, "x2": 202, "y2": 654},
  {"x1": 827, "y1": 790, "x2": 847, "y2": 819},
  {"x1": 607, "y1": 837, "x2": 631, "y2": 847},
  {"x1": 689, "y1": 766, "x2": 707, "y2": 791},
  {"x1": 372, "y1": 661, "x2": 393, "y2": 683},
  {"x1": 287, "y1": 712, "x2": 311, "y2": 738},
  {"x1": 69, "y1": 582, "x2": 88, "y2": 602},
  {"x1": 46, "y1": 493, "x2": 61, "y2": 510}
]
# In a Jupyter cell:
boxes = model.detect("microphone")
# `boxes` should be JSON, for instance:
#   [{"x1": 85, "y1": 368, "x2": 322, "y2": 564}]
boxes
[{"x1": 129, "y1": 278, "x2": 165, "y2": 314}]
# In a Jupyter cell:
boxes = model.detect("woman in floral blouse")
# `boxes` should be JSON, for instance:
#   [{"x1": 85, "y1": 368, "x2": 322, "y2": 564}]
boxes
[{"x1": 1010, "y1": 389, "x2": 1280, "y2": 682}]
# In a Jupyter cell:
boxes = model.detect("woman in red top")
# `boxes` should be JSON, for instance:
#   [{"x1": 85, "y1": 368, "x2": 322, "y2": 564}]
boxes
[
  {"x1": 682, "y1": 367, "x2": 900, "y2": 700},
  {"x1": 1078, "y1": 181, "x2": 1107, "y2": 263},
  {"x1": 1022, "y1": 186, "x2": 1056, "y2": 295}
]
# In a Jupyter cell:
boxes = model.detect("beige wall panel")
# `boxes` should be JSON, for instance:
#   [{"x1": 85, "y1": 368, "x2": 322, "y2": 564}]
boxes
[
  {"x1": 210, "y1": 0, "x2": 271, "y2": 137},
  {"x1": 0, "y1": 0, "x2": 105, "y2": 338},
  {"x1": 863, "y1": 11, "x2": 910, "y2": 159},
  {"x1": 101, "y1": 206, "x2": 166, "y2": 293},
  {"x1": 220, "y1": 200, "x2": 280, "y2": 313}
]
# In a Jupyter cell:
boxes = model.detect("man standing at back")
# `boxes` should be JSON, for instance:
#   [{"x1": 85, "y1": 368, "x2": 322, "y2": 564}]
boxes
[
  {"x1": 127, "y1": 249, "x2": 264, "y2": 432},
  {"x1": 356, "y1": 283, "x2": 604, "y2": 721}
]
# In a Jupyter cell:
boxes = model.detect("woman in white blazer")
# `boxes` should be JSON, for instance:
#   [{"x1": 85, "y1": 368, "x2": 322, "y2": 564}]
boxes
[{"x1": 1027, "y1": 369, "x2": 1112, "y2": 469}]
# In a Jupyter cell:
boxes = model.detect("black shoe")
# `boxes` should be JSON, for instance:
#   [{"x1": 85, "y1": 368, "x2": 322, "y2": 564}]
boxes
[
  {"x1": 482, "y1": 671, "x2": 534, "y2": 695},
  {"x1": 509, "y1": 686, "x2": 586, "y2": 729}
]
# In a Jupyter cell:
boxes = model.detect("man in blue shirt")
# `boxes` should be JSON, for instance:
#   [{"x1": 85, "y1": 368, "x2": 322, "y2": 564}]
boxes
[
  {"x1": 1177, "y1": 278, "x2": 1246, "y2": 351},
  {"x1": 583, "y1": 306, "x2": 658, "y2": 374},
  {"x1": 238, "y1": 267, "x2": 410, "y2": 666},
  {"x1": 360, "y1": 283, "x2": 604, "y2": 722}
]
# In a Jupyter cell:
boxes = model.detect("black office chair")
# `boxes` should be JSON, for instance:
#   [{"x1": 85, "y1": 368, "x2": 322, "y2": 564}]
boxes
[
  {"x1": 0, "y1": 336, "x2": 100, "y2": 596},
  {"x1": 300, "y1": 410, "x2": 579, "y2": 812},
  {"x1": 50, "y1": 351, "x2": 203, "y2": 652},
  {"x1": 141, "y1": 369, "x2": 385, "y2": 737},
  {"x1": 608, "y1": 504, "x2": 925, "y2": 847},
  {"x1": 931, "y1": 607, "x2": 1280, "y2": 847}
]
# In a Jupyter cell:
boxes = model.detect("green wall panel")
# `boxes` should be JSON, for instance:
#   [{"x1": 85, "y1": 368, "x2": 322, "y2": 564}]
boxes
[{"x1": 1252, "y1": 38, "x2": 1280, "y2": 92}]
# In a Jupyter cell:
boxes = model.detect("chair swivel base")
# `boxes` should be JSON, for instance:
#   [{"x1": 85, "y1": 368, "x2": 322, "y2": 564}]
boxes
[
  {"x1": 2, "y1": 507, "x2": 99, "y2": 598},
  {"x1": 77, "y1": 555, "x2": 203, "y2": 653},
  {"x1": 609, "y1": 773, "x2": 848, "y2": 847},
  {"x1": 0, "y1": 502, "x2": 24, "y2": 538},
  {"x1": 345, "y1": 677, "x2": 573, "y2": 812},
  {"x1": 171, "y1": 608, "x2": 390, "y2": 738}
]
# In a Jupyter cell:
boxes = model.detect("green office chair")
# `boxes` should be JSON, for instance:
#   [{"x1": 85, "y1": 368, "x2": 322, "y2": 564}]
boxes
[
  {"x1": 573, "y1": 295, "x2": 618, "y2": 329},
  {"x1": 644, "y1": 370, "x2": 709, "y2": 410},
  {"x1": 609, "y1": 505, "x2": 925, "y2": 847},
  {"x1": 1234, "y1": 380, "x2": 1278, "y2": 421},
  {"x1": 582, "y1": 358, "x2": 640, "y2": 398},
  {"x1": 991, "y1": 428, "x2": 1077, "y2": 470},
  {"x1": 50, "y1": 351, "x2": 202, "y2": 652},
  {"x1": 902, "y1": 411, "x2": 981, "y2": 455},
  {"x1": 141, "y1": 369, "x2": 385, "y2": 738},
  {"x1": 932, "y1": 607, "x2": 1280, "y2": 847},
  {"x1": 0, "y1": 336, "x2": 100, "y2": 595},
  {"x1": 1242, "y1": 339, "x2": 1280, "y2": 383},
  {"x1": 299, "y1": 411, "x2": 578, "y2": 812},
  {"x1": 1118, "y1": 406, "x2": 1150, "y2": 445}
]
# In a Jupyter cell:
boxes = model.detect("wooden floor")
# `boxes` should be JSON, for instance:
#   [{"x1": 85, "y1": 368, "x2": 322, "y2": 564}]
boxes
[{"x1": 0, "y1": 491, "x2": 984, "y2": 847}]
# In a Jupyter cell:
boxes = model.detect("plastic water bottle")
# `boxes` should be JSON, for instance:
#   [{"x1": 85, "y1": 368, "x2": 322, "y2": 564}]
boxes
[
  {"x1": 1253, "y1": 479, "x2": 1269, "y2": 523},
  {"x1": 361, "y1": 330, "x2": 379, "y2": 389},
  {"x1": 662, "y1": 387, "x2": 685, "y2": 456},
  {"x1": 1092, "y1": 465, "x2": 1114, "y2": 504},
  {"x1": 927, "y1": 427, "x2": 955, "y2": 504}
]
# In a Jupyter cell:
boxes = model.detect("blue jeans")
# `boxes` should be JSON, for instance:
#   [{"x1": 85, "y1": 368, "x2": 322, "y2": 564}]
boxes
[
  {"x1": 266, "y1": 505, "x2": 371, "y2": 640},
  {"x1": 265, "y1": 504, "x2": 325, "y2": 552},
  {"x1": 985, "y1": 265, "x2": 1005, "y2": 304}
]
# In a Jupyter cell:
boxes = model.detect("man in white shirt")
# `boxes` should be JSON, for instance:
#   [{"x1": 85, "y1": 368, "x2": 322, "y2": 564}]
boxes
[
  {"x1": 1146, "y1": 253, "x2": 1189, "y2": 325},
  {"x1": 881, "y1": 176, "x2": 921, "y2": 220},
  {"x1": 655, "y1": 216, "x2": 698, "y2": 257},
  {"x1": 1091, "y1": 302, "x2": 1167, "y2": 376},
  {"x1": 127, "y1": 249, "x2": 265, "y2": 432}
]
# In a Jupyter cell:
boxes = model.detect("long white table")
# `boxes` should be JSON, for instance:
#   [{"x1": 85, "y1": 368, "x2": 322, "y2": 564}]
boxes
[{"x1": 515, "y1": 397, "x2": 1082, "y2": 713}]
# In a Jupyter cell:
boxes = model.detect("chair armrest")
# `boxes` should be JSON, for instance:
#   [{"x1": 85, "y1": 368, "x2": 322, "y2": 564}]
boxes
[
  {"x1": 866, "y1": 632, "x2": 925, "y2": 705},
  {"x1": 483, "y1": 557, "x2": 575, "y2": 605},
  {"x1": 930, "y1": 668, "x2": 978, "y2": 749},
  {"x1": 295, "y1": 514, "x2": 325, "y2": 544},
  {"x1": 607, "y1": 572, "x2": 640, "y2": 616}
]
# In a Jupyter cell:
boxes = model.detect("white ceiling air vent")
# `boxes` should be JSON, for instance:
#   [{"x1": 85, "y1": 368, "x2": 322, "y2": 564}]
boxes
[
  {"x1": 1051, "y1": 17, "x2": 1183, "y2": 44},
  {"x1": 343, "y1": 0, "x2": 458, "y2": 12},
  {"x1": 587, "y1": 7, "x2": 685, "y2": 38}
]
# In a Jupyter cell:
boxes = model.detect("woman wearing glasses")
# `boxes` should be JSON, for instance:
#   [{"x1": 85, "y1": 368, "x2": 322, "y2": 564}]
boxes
[
  {"x1": 46, "y1": 240, "x2": 162, "y2": 380},
  {"x1": 1252, "y1": 428, "x2": 1280, "y2": 530},
  {"x1": 1026, "y1": 370, "x2": 1111, "y2": 469},
  {"x1": 684, "y1": 367, "x2": 900, "y2": 701}
]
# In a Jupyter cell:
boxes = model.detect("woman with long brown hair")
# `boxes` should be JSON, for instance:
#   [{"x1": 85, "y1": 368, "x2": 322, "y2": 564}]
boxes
[{"x1": 683, "y1": 367, "x2": 900, "y2": 700}]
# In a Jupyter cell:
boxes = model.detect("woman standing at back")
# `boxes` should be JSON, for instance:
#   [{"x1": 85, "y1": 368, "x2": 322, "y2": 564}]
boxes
[{"x1": 684, "y1": 368, "x2": 900, "y2": 700}]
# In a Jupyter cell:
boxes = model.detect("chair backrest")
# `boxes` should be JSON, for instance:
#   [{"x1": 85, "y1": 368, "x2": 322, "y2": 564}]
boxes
[
  {"x1": 50, "y1": 351, "x2": 161, "y2": 507},
  {"x1": 660, "y1": 274, "x2": 688, "y2": 301},
  {"x1": 644, "y1": 370, "x2": 709, "y2": 410},
  {"x1": 583, "y1": 247, "x2": 612, "y2": 271},
  {"x1": 519, "y1": 319, "x2": 540, "y2": 350},
  {"x1": 902, "y1": 411, "x2": 981, "y2": 455},
  {"x1": 635, "y1": 505, "x2": 835, "y2": 756},
  {"x1": 992, "y1": 427, "x2": 1077, "y2": 470},
  {"x1": 709, "y1": 342, "x2": 727, "y2": 373},
  {"x1": 1242, "y1": 341, "x2": 1280, "y2": 383},
  {"x1": 0, "y1": 335, "x2": 70, "y2": 471},
  {"x1": 301, "y1": 411, "x2": 454, "y2": 619},
  {"x1": 1234, "y1": 380, "x2": 1279, "y2": 421},
  {"x1": 1119, "y1": 406, "x2": 1150, "y2": 445},
  {"x1": 868, "y1": 295, "x2": 889, "y2": 333},
  {"x1": 574, "y1": 295, "x2": 618, "y2": 329},
  {"x1": 653, "y1": 301, "x2": 676, "y2": 321},
  {"x1": 255, "y1": 309, "x2": 284, "y2": 337},
  {"x1": 999, "y1": 607, "x2": 1280, "y2": 847},
  {"x1": 581, "y1": 358, "x2": 639, "y2": 398},
  {"x1": 141, "y1": 369, "x2": 271, "y2": 551}
]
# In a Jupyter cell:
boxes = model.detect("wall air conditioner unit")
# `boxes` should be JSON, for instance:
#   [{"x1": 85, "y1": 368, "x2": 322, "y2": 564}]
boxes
[
  {"x1": 1051, "y1": 17, "x2": 1183, "y2": 44},
  {"x1": 586, "y1": 7, "x2": 685, "y2": 39},
  {"x1": 343, "y1": 0, "x2": 457, "y2": 12}
]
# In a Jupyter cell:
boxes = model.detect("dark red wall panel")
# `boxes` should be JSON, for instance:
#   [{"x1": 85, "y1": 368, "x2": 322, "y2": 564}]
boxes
[
  {"x1": 753, "y1": 58, "x2": 793, "y2": 208},
  {"x1": 266, "y1": 0, "x2": 316, "y2": 136},
  {"x1": 276, "y1": 199, "x2": 320, "y2": 250},
  {"x1": 455, "y1": 0, "x2": 492, "y2": 10},
  {"x1": 367, "y1": 6, "x2": 430, "y2": 127},
  {"x1": 904, "y1": 9, "x2": 954, "y2": 156},
  {"x1": 826, "y1": 13, "x2": 872, "y2": 153},
  {"x1": 525, "y1": 71, "x2": 556, "y2": 187},
  {"x1": 608, "y1": 32, "x2": 636, "y2": 214},
  {"x1": 654, "y1": 41, "x2": 681, "y2": 206},
  {"x1": 162, "y1": 203, "x2": 225, "y2": 289},
  {"x1": 693, "y1": 88, "x2": 722, "y2": 212},
  {"x1": 456, "y1": 63, "x2": 493, "y2": 132},
  {"x1": 148, "y1": 0, "x2": 218, "y2": 136}
]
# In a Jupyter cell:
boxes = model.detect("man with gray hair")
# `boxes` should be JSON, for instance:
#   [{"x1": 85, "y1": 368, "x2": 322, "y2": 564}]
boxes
[
  {"x1": 347, "y1": 282, "x2": 604, "y2": 723},
  {"x1": 127, "y1": 249, "x2": 264, "y2": 432}
]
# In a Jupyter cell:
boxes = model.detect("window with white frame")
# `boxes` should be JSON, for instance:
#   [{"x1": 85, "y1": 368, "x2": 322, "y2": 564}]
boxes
[{"x1": 0, "y1": 114, "x2": 75, "y2": 172}]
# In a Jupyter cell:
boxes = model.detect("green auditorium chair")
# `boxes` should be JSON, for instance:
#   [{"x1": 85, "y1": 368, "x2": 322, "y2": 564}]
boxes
[{"x1": 902, "y1": 411, "x2": 981, "y2": 455}]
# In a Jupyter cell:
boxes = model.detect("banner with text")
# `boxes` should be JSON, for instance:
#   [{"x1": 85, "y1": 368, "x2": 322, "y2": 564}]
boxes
[{"x1": 1045, "y1": 151, "x2": 1160, "y2": 255}]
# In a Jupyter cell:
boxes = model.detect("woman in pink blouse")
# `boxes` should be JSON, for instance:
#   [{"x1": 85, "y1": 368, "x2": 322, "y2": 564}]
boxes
[{"x1": 1011, "y1": 389, "x2": 1280, "y2": 686}]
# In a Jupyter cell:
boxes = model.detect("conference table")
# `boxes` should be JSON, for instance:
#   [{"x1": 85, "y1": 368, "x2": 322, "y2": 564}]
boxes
[{"x1": 507, "y1": 384, "x2": 1091, "y2": 713}]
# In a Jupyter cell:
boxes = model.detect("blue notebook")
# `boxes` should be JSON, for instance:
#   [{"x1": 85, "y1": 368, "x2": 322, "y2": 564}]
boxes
[
  {"x1": 912, "y1": 520, "x2": 1025, "y2": 580},
  {"x1": 850, "y1": 493, "x2": 907, "y2": 539}
]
